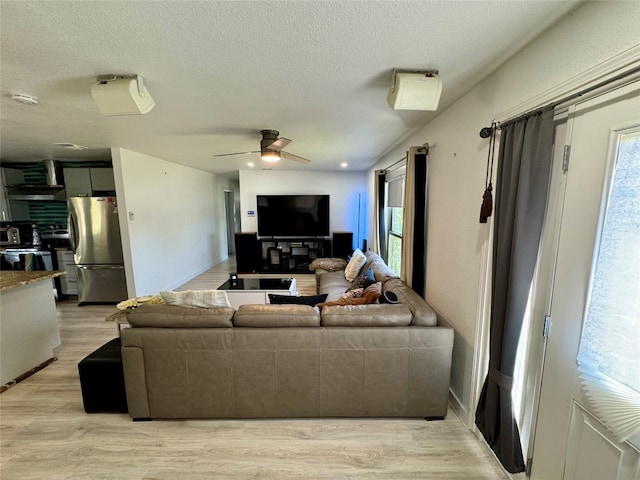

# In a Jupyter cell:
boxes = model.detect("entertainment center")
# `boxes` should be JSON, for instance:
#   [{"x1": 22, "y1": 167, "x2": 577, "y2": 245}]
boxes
[{"x1": 235, "y1": 194, "x2": 353, "y2": 274}]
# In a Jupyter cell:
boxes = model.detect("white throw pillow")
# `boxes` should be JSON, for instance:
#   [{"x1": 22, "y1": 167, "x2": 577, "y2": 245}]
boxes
[
  {"x1": 160, "y1": 290, "x2": 231, "y2": 308},
  {"x1": 344, "y1": 248, "x2": 367, "y2": 282}
]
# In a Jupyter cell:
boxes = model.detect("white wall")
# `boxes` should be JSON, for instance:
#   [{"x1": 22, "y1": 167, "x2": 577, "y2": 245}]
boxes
[
  {"x1": 112, "y1": 148, "x2": 235, "y2": 296},
  {"x1": 239, "y1": 170, "x2": 367, "y2": 246},
  {"x1": 368, "y1": 0, "x2": 640, "y2": 421}
]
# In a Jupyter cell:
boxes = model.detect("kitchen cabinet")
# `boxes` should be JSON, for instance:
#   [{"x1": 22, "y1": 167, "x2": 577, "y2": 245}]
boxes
[
  {"x1": 63, "y1": 168, "x2": 115, "y2": 196},
  {"x1": 56, "y1": 250, "x2": 77, "y2": 295},
  {"x1": 89, "y1": 168, "x2": 115, "y2": 191},
  {"x1": 1, "y1": 271, "x2": 63, "y2": 385},
  {"x1": 63, "y1": 169, "x2": 92, "y2": 197}
]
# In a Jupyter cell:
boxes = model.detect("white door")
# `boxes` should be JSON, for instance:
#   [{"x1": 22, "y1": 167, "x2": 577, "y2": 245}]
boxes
[{"x1": 531, "y1": 81, "x2": 640, "y2": 479}]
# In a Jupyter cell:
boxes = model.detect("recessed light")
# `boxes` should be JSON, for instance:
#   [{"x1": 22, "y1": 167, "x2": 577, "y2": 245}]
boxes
[
  {"x1": 247, "y1": 162, "x2": 255, "y2": 167},
  {"x1": 54, "y1": 143, "x2": 88, "y2": 150},
  {"x1": 10, "y1": 93, "x2": 38, "y2": 105},
  {"x1": 340, "y1": 162, "x2": 348, "y2": 168}
]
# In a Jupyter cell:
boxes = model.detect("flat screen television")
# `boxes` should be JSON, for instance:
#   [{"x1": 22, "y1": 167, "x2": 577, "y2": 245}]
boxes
[{"x1": 257, "y1": 194, "x2": 330, "y2": 237}]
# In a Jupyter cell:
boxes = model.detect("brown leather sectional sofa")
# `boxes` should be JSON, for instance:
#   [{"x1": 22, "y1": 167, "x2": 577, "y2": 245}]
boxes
[{"x1": 120, "y1": 251, "x2": 453, "y2": 420}]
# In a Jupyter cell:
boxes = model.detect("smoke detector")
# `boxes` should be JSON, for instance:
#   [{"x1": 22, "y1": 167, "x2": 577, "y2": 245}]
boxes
[{"x1": 10, "y1": 93, "x2": 39, "y2": 105}]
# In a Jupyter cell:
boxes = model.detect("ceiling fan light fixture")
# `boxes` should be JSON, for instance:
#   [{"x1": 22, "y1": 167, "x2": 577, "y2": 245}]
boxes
[{"x1": 261, "y1": 149, "x2": 280, "y2": 162}]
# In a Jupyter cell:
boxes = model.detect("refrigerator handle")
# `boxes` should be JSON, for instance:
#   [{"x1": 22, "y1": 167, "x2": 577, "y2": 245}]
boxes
[{"x1": 68, "y1": 212, "x2": 78, "y2": 254}]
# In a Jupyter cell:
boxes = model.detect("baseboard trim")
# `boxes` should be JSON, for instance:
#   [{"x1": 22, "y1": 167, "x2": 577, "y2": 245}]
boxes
[
  {"x1": 449, "y1": 387, "x2": 469, "y2": 424},
  {"x1": 166, "y1": 261, "x2": 217, "y2": 291},
  {"x1": 0, "y1": 357, "x2": 57, "y2": 394}
]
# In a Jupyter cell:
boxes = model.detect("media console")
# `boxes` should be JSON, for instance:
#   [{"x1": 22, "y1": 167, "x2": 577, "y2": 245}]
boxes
[{"x1": 234, "y1": 232, "x2": 352, "y2": 274}]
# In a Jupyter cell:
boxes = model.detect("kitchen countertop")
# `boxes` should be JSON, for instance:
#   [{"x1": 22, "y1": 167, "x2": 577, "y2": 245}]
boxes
[{"x1": 0, "y1": 270, "x2": 65, "y2": 291}]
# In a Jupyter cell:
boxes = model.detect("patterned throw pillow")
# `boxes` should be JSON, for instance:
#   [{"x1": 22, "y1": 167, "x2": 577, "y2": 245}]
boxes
[
  {"x1": 344, "y1": 248, "x2": 367, "y2": 282},
  {"x1": 341, "y1": 288, "x2": 363, "y2": 299},
  {"x1": 349, "y1": 267, "x2": 376, "y2": 290},
  {"x1": 363, "y1": 282, "x2": 382, "y2": 302}
]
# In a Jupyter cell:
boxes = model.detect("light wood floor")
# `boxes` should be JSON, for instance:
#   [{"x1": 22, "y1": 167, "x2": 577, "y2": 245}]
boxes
[{"x1": 0, "y1": 257, "x2": 507, "y2": 479}]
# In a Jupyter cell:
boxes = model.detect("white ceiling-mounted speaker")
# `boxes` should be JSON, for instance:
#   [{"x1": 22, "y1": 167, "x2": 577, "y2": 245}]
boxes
[
  {"x1": 387, "y1": 70, "x2": 442, "y2": 111},
  {"x1": 91, "y1": 75, "x2": 155, "y2": 115}
]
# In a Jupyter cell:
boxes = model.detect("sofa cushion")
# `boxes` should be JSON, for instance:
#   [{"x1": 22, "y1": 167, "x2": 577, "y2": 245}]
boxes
[
  {"x1": 160, "y1": 289, "x2": 231, "y2": 308},
  {"x1": 365, "y1": 250, "x2": 400, "y2": 282},
  {"x1": 317, "y1": 282, "x2": 382, "y2": 308},
  {"x1": 318, "y1": 270, "x2": 351, "y2": 301},
  {"x1": 268, "y1": 293, "x2": 328, "y2": 306},
  {"x1": 383, "y1": 279, "x2": 438, "y2": 326},
  {"x1": 321, "y1": 304, "x2": 413, "y2": 326},
  {"x1": 344, "y1": 248, "x2": 367, "y2": 282},
  {"x1": 126, "y1": 304, "x2": 234, "y2": 328},
  {"x1": 233, "y1": 304, "x2": 321, "y2": 327}
]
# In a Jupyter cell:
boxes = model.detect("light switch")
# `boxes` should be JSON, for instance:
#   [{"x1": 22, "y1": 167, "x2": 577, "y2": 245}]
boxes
[{"x1": 128, "y1": 211, "x2": 135, "y2": 221}]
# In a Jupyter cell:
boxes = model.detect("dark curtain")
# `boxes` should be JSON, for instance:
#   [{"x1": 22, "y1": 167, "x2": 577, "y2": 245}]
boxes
[
  {"x1": 376, "y1": 170, "x2": 387, "y2": 259},
  {"x1": 475, "y1": 107, "x2": 554, "y2": 473},
  {"x1": 410, "y1": 150, "x2": 428, "y2": 295}
]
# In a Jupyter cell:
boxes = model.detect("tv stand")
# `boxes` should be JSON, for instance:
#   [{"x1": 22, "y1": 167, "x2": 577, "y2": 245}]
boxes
[
  {"x1": 234, "y1": 232, "x2": 352, "y2": 274},
  {"x1": 257, "y1": 237, "x2": 330, "y2": 273}
]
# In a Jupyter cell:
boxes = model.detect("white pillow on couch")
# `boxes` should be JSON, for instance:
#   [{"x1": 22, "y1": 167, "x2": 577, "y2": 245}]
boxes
[
  {"x1": 344, "y1": 248, "x2": 367, "y2": 282},
  {"x1": 160, "y1": 290, "x2": 231, "y2": 308}
]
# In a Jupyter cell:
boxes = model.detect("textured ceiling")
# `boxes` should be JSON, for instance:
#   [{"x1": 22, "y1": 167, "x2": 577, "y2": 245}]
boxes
[{"x1": 0, "y1": 1, "x2": 580, "y2": 175}]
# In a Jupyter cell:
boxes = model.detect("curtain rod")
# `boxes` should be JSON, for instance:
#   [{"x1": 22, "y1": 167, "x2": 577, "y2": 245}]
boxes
[
  {"x1": 381, "y1": 143, "x2": 430, "y2": 171},
  {"x1": 479, "y1": 64, "x2": 640, "y2": 137}
]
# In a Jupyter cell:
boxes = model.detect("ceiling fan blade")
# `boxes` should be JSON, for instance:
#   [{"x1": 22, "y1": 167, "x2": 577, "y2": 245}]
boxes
[
  {"x1": 211, "y1": 150, "x2": 259, "y2": 158},
  {"x1": 281, "y1": 150, "x2": 312, "y2": 164},
  {"x1": 267, "y1": 137, "x2": 291, "y2": 150}
]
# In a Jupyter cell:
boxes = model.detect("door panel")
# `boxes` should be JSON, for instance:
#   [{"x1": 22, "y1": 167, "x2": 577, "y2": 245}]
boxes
[
  {"x1": 531, "y1": 81, "x2": 640, "y2": 480},
  {"x1": 564, "y1": 403, "x2": 640, "y2": 480},
  {"x1": 69, "y1": 197, "x2": 124, "y2": 264},
  {"x1": 76, "y1": 265, "x2": 128, "y2": 304}
]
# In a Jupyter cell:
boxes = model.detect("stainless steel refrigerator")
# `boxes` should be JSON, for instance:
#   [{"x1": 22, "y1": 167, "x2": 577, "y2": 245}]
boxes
[{"x1": 68, "y1": 196, "x2": 128, "y2": 305}]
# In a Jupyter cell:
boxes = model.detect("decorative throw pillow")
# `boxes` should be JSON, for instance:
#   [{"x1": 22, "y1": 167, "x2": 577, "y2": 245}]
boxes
[
  {"x1": 268, "y1": 293, "x2": 328, "y2": 306},
  {"x1": 160, "y1": 290, "x2": 231, "y2": 308},
  {"x1": 344, "y1": 248, "x2": 367, "y2": 282},
  {"x1": 308, "y1": 257, "x2": 348, "y2": 272},
  {"x1": 362, "y1": 282, "x2": 383, "y2": 303},
  {"x1": 349, "y1": 267, "x2": 376, "y2": 290},
  {"x1": 341, "y1": 288, "x2": 363, "y2": 299}
]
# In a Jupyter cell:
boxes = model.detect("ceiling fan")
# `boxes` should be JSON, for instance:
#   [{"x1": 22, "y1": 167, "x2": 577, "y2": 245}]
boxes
[{"x1": 211, "y1": 129, "x2": 311, "y2": 164}]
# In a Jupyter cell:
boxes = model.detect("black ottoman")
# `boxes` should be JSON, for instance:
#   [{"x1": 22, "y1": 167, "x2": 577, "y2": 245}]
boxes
[{"x1": 78, "y1": 338, "x2": 128, "y2": 413}]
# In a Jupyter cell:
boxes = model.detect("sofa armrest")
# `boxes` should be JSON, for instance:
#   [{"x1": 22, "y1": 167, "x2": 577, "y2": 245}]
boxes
[
  {"x1": 121, "y1": 345, "x2": 150, "y2": 419},
  {"x1": 383, "y1": 279, "x2": 438, "y2": 326}
]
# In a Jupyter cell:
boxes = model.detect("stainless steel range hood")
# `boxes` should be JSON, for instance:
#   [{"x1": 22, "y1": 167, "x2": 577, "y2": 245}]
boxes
[{"x1": 6, "y1": 160, "x2": 67, "y2": 201}]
